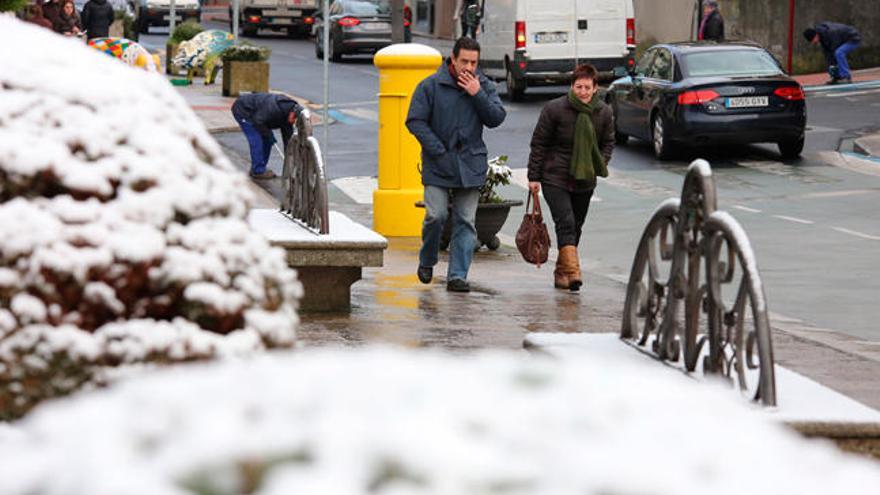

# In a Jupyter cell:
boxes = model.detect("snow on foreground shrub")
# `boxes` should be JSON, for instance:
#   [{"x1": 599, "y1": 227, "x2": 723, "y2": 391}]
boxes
[
  {"x1": 0, "y1": 19, "x2": 301, "y2": 419},
  {"x1": 2, "y1": 348, "x2": 879, "y2": 495}
]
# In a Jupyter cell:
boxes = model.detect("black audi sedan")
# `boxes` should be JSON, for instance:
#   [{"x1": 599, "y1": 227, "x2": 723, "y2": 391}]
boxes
[
  {"x1": 315, "y1": 0, "x2": 410, "y2": 62},
  {"x1": 607, "y1": 42, "x2": 807, "y2": 160}
]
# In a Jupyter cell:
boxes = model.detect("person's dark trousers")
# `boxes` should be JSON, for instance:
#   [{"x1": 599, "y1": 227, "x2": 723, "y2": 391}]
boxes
[
  {"x1": 834, "y1": 40, "x2": 860, "y2": 79},
  {"x1": 233, "y1": 113, "x2": 275, "y2": 174},
  {"x1": 542, "y1": 183, "x2": 594, "y2": 248}
]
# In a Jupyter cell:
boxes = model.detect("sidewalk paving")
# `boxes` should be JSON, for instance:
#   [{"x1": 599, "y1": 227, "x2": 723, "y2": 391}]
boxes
[{"x1": 174, "y1": 60, "x2": 880, "y2": 414}]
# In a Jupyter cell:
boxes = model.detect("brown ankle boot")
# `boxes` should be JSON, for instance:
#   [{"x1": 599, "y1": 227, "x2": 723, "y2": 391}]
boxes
[
  {"x1": 559, "y1": 245, "x2": 582, "y2": 292},
  {"x1": 553, "y1": 257, "x2": 569, "y2": 289}
]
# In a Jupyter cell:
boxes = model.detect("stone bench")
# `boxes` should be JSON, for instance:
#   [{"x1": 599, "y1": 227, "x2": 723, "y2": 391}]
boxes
[{"x1": 248, "y1": 209, "x2": 388, "y2": 312}]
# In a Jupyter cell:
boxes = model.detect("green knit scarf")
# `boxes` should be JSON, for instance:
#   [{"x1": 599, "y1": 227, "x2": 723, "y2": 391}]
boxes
[{"x1": 567, "y1": 90, "x2": 608, "y2": 181}]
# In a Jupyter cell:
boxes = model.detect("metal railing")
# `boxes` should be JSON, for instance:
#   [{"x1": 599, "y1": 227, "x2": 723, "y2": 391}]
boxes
[
  {"x1": 621, "y1": 160, "x2": 777, "y2": 406},
  {"x1": 281, "y1": 109, "x2": 330, "y2": 235}
]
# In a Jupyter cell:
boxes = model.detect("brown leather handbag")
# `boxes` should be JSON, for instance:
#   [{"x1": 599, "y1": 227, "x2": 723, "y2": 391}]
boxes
[{"x1": 515, "y1": 190, "x2": 551, "y2": 268}]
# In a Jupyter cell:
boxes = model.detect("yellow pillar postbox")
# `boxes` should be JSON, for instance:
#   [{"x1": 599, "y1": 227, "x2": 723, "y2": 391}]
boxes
[{"x1": 373, "y1": 44, "x2": 443, "y2": 237}]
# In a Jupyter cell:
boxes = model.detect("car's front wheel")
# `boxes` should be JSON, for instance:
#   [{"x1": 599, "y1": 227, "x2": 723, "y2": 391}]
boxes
[
  {"x1": 651, "y1": 113, "x2": 676, "y2": 160},
  {"x1": 778, "y1": 136, "x2": 804, "y2": 160}
]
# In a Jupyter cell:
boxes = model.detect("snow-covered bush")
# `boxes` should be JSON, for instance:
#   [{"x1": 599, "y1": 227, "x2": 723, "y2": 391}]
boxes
[
  {"x1": 0, "y1": 19, "x2": 301, "y2": 419},
  {"x1": 0, "y1": 347, "x2": 878, "y2": 494}
]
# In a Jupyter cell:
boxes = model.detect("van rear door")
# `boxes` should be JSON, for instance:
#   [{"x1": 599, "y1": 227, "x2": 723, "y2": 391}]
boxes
[{"x1": 524, "y1": 0, "x2": 627, "y2": 61}]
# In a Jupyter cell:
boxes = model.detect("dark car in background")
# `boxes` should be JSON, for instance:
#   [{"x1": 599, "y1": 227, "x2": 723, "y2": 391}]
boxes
[
  {"x1": 314, "y1": 0, "x2": 409, "y2": 62},
  {"x1": 607, "y1": 42, "x2": 807, "y2": 160}
]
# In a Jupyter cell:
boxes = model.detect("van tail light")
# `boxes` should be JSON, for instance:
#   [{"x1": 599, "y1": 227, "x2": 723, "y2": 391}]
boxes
[
  {"x1": 626, "y1": 18, "x2": 635, "y2": 45},
  {"x1": 247, "y1": 15, "x2": 261, "y2": 23},
  {"x1": 515, "y1": 21, "x2": 526, "y2": 50},
  {"x1": 774, "y1": 85, "x2": 805, "y2": 100},
  {"x1": 678, "y1": 89, "x2": 720, "y2": 105},
  {"x1": 304, "y1": 16, "x2": 314, "y2": 25},
  {"x1": 338, "y1": 16, "x2": 361, "y2": 27}
]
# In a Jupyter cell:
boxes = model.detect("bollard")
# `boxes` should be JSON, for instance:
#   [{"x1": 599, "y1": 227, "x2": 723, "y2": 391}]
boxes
[{"x1": 373, "y1": 44, "x2": 442, "y2": 236}]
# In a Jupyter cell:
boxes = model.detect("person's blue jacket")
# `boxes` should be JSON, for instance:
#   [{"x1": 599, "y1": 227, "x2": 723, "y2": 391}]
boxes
[
  {"x1": 406, "y1": 60, "x2": 506, "y2": 188},
  {"x1": 814, "y1": 22, "x2": 861, "y2": 65},
  {"x1": 232, "y1": 93, "x2": 303, "y2": 148}
]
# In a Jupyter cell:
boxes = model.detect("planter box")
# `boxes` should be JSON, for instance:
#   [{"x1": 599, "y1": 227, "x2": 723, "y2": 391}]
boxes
[
  {"x1": 166, "y1": 43, "x2": 178, "y2": 75},
  {"x1": 222, "y1": 60, "x2": 270, "y2": 97}
]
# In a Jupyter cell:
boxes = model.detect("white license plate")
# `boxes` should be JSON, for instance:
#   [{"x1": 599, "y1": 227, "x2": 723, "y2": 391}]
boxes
[
  {"x1": 273, "y1": 18, "x2": 293, "y2": 24},
  {"x1": 265, "y1": 9, "x2": 301, "y2": 16},
  {"x1": 534, "y1": 32, "x2": 568, "y2": 44},
  {"x1": 726, "y1": 96, "x2": 769, "y2": 108},
  {"x1": 361, "y1": 22, "x2": 390, "y2": 31},
  {"x1": 163, "y1": 14, "x2": 182, "y2": 21}
]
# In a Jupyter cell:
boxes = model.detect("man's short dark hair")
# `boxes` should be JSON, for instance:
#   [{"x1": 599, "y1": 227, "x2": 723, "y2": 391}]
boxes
[
  {"x1": 803, "y1": 27, "x2": 817, "y2": 42},
  {"x1": 453, "y1": 37, "x2": 481, "y2": 57},
  {"x1": 571, "y1": 64, "x2": 598, "y2": 85}
]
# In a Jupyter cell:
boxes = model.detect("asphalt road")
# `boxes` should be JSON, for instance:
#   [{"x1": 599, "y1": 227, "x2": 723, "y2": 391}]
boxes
[{"x1": 144, "y1": 24, "x2": 880, "y2": 343}]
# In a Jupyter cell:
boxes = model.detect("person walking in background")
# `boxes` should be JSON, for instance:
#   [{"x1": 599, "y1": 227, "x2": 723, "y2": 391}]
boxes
[
  {"x1": 527, "y1": 64, "x2": 614, "y2": 292},
  {"x1": 80, "y1": 0, "x2": 115, "y2": 39},
  {"x1": 804, "y1": 22, "x2": 861, "y2": 84},
  {"x1": 26, "y1": 4, "x2": 55, "y2": 30},
  {"x1": 454, "y1": 0, "x2": 482, "y2": 39},
  {"x1": 406, "y1": 37, "x2": 506, "y2": 293},
  {"x1": 53, "y1": 0, "x2": 82, "y2": 37},
  {"x1": 698, "y1": 0, "x2": 724, "y2": 42},
  {"x1": 231, "y1": 93, "x2": 303, "y2": 180}
]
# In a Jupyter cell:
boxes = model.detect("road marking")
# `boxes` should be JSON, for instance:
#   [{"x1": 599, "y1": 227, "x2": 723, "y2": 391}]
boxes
[
  {"x1": 823, "y1": 88, "x2": 880, "y2": 98},
  {"x1": 732, "y1": 205, "x2": 762, "y2": 213},
  {"x1": 801, "y1": 189, "x2": 878, "y2": 199},
  {"x1": 340, "y1": 108, "x2": 379, "y2": 122},
  {"x1": 331, "y1": 176, "x2": 377, "y2": 205},
  {"x1": 831, "y1": 227, "x2": 880, "y2": 241},
  {"x1": 773, "y1": 215, "x2": 814, "y2": 225},
  {"x1": 329, "y1": 100, "x2": 379, "y2": 108}
]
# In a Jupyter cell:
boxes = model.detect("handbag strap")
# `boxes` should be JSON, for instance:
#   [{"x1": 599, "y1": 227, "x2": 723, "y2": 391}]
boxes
[{"x1": 526, "y1": 189, "x2": 543, "y2": 217}]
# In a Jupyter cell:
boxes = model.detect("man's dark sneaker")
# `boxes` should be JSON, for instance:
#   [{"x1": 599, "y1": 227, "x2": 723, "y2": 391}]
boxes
[
  {"x1": 839, "y1": 77, "x2": 853, "y2": 84},
  {"x1": 250, "y1": 170, "x2": 276, "y2": 180},
  {"x1": 417, "y1": 266, "x2": 433, "y2": 284},
  {"x1": 446, "y1": 278, "x2": 470, "y2": 293}
]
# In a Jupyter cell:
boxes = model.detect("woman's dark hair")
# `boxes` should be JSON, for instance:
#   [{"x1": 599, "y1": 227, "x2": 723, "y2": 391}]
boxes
[
  {"x1": 571, "y1": 64, "x2": 598, "y2": 85},
  {"x1": 453, "y1": 37, "x2": 481, "y2": 57}
]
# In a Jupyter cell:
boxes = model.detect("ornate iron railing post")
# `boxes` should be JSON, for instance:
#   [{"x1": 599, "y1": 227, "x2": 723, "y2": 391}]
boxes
[
  {"x1": 621, "y1": 160, "x2": 777, "y2": 406},
  {"x1": 281, "y1": 109, "x2": 330, "y2": 234}
]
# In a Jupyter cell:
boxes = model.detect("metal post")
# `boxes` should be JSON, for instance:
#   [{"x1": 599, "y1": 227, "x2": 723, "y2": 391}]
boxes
[
  {"x1": 787, "y1": 0, "x2": 795, "y2": 73},
  {"x1": 232, "y1": 0, "x2": 239, "y2": 43},
  {"x1": 391, "y1": 0, "x2": 404, "y2": 44},
  {"x1": 322, "y1": 0, "x2": 329, "y2": 167},
  {"x1": 169, "y1": 0, "x2": 176, "y2": 36}
]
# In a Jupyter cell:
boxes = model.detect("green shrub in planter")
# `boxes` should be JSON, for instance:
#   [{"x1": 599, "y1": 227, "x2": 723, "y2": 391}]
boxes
[
  {"x1": 221, "y1": 44, "x2": 272, "y2": 63},
  {"x1": 115, "y1": 10, "x2": 137, "y2": 41},
  {"x1": 221, "y1": 44, "x2": 271, "y2": 96},
  {"x1": 0, "y1": 0, "x2": 28, "y2": 12},
  {"x1": 168, "y1": 21, "x2": 204, "y2": 46}
]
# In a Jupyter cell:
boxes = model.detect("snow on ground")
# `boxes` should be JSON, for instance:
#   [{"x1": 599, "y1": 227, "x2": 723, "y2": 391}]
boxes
[
  {"x1": 0, "y1": 19, "x2": 301, "y2": 418},
  {"x1": 0, "y1": 346, "x2": 878, "y2": 494}
]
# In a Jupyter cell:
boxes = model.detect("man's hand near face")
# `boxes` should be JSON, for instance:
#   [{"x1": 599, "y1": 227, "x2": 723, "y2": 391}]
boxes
[{"x1": 457, "y1": 71, "x2": 481, "y2": 96}]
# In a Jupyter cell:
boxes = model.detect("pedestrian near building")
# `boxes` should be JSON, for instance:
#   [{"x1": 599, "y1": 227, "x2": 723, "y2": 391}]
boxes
[
  {"x1": 53, "y1": 0, "x2": 82, "y2": 37},
  {"x1": 80, "y1": 0, "x2": 115, "y2": 39},
  {"x1": 25, "y1": 4, "x2": 55, "y2": 30},
  {"x1": 527, "y1": 64, "x2": 614, "y2": 292},
  {"x1": 454, "y1": 0, "x2": 482, "y2": 39},
  {"x1": 804, "y1": 22, "x2": 861, "y2": 84},
  {"x1": 698, "y1": 0, "x2": 724, "y2": 42},
  {"x1": 231, "y1": 93, "x2": 303, "y2": 180},
  {"x1": 406, "y1": 37, "x2": 506, "y2": 293}
]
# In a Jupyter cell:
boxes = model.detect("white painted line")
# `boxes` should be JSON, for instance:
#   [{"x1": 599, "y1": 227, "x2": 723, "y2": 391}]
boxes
[
  {"x1": 773, "y1": 215, "x2": 814, "y2": 225},
  {"x1": 831, "y1": 227, "x2": 880, "y2": 241},
  {"x1": 341, "y1": 108, "x2": 379, "y2": 122},
  {"x1": 331, "y1": 176, "x2": 377, "y2": 205},
  {"x1": 823, "y1": 88, "x2": 880, "y2": 98},
  {"x1": 732, "y1": 205, "x2": 762, "y2": 213}
]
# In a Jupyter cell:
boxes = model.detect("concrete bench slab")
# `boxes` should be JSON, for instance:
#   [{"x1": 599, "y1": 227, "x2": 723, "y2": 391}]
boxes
[{"x1": 248, "y1": 209, "x2": 388, "y2": 312}]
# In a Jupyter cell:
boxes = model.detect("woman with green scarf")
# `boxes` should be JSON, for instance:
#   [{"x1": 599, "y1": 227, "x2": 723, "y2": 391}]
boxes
[{"x1": 527, "y1": 64, "x2": 615, "y2": 292}]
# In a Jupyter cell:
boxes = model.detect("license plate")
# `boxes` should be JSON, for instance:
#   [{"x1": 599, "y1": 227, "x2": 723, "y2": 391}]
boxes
[
  {"x1": 265, "y1": 9, "x2": 301, "y2": 16},
  {"x1": 726, "y1": 96, "x2": 769, "y2": 108},
  {"x1": 273, "y1": 18, "x2": 293, "y2": 24},
  {"x1": 361, "y1": 22, "x2": 390, "y2": 31},
  {"x1": 534, "y1": 31, "x2": 568, "y2": 44},
  {"x1": 163, "y1": 14, "x2": 181, "y2": 21}
]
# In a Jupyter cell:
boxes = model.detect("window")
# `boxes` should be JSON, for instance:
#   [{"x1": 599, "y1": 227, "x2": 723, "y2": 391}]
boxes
[
  {"x1": 634, "y1": 50, "x2": 655, "y2": 78},
  {"x1": 346, "y1": 0, "x2": 391, "y2": 16},
  {"x1": 682, "y1": 50, "x2": 783, "y2": 78},
  {"x1": 647, "y1": 49, "x2": 673, "y2": 81}
]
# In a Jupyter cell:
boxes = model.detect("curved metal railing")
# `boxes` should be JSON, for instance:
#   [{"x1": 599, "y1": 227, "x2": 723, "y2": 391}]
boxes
[
  {"x1": 621, "y1": 160, "x2": 776, "y2": 406},
  {"x1": 281, "y1": 109, "x2": 330, "y2": 235}
]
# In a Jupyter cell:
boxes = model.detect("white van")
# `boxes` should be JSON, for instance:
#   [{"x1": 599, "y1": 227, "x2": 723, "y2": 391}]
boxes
[{"x1": 479, "y1": 0, "x2": 636, "y2": 100}]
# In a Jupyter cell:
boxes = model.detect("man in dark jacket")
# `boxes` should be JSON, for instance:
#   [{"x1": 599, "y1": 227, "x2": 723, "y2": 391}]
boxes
[
  {"x1": 804, "y1": 22, "x2": 861, "y2": 84},
  {"x1": 406, "y1": 37, "x2": 506, "y2": 292},
  {"x1": 231, "y1": 93, "x2": 303, "y2": 179},
  {"x1": 81, "y1": 0, "x2": 115, "y2": 39},
  {"x1": 698, "y1": 1, "x2": 724, "y2": 42}
]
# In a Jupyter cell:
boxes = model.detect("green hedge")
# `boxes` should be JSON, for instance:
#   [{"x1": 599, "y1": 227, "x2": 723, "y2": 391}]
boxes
[
  {"x1": 222, "y1": 44, "x2": 271, "y2": 62},
  {"x1": 169, "y1": 21, "x2": 204, "y2": 45},
  {"x1": 0, "y1": 0, "x2": 28, "y2": 13}
]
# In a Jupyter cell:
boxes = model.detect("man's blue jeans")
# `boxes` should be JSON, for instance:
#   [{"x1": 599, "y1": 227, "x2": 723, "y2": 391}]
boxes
[
  {"x1": 419, "y1": 185, "x2": 480, "y2": 282},
  {"x1": 834, "y1": 41, "x2": 860, "y2": 79},
  {"x1": 233, "y1": 114, "x2": 275, "y2": 174}
]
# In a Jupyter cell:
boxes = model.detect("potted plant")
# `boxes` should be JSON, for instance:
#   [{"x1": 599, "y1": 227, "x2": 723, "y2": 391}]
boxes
[
  {"x1": 417, "y1": 156, "x2": 524, "y2": 251},
  {"x1": 166, "y1": 21, "x2": 203, "y2": 75},
  {"x1": 221, "y1": 44, "x2": 271, "y2": 97}
]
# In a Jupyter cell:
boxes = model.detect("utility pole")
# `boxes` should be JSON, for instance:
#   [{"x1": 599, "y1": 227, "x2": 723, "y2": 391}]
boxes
[
  {"x1": 391, "y1": 0, "x2": 404, "y2": 44},
  {"x1": 169, "y1": 0, "x2": 176, "y2": 35},
  {"x1": 232, "y1": 0, "x2": 239, "y2": 43}
]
